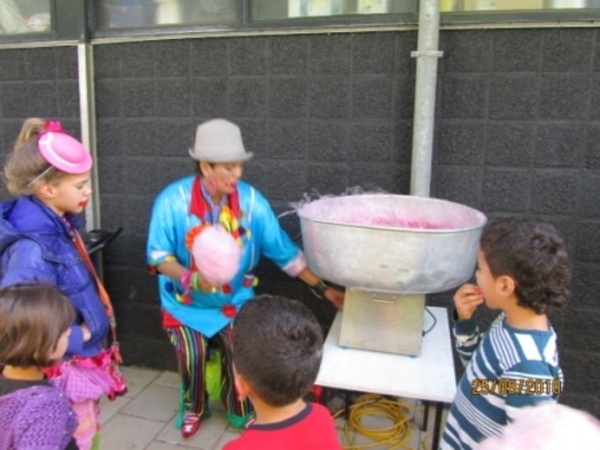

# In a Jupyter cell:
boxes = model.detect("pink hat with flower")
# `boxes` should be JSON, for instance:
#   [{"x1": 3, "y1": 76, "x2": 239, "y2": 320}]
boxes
[{"x1": 38, "y1": 121, "x2": 92, "y2": 174}]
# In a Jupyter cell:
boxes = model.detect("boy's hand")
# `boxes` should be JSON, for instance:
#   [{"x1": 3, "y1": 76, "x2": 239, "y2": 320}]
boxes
[{"x1": 454, "y1": 283, "x2": 484, "y2": 321}]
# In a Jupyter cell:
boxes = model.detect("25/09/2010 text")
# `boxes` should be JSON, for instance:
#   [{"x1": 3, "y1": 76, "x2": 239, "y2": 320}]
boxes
[{"x1": 471, "y1": 378, "x2": 562, "y2": 396}]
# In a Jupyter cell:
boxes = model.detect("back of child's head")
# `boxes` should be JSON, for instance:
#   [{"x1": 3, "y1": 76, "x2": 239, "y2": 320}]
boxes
[
  {"x1": 478, "y1": 402, "x2": 600, "y2": 450},
  {"x1": 232, "y1": 294, "x2": 324, "y2": 407},
  {"x1": 3, "y1": 118, "x2": 89, "y2": 196},
  {"x1": 0, "y1": 284, "x2": 75, "y2": 368},
  {"x1": 480, "y1": 217, "x2": 571, "y2": 314}
]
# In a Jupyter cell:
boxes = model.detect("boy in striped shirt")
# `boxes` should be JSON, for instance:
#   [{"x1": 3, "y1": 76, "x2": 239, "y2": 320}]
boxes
[{"x1": 441, "y1": 217, "x2": 572, "y2": 450}]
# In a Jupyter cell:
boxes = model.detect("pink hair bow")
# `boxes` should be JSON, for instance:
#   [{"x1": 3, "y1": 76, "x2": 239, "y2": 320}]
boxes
[{"x1": 44, "y1": 120, "x2": 66, "y2": 134}]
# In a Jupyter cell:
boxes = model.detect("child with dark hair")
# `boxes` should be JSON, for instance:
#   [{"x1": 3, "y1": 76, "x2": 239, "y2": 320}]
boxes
[
  {"x1": 223, "y1": 294, "x2": 342, "y2": 450},
  {"x1": 441, "y1": 217, "x2": 572, "y2": 450},
  {"x1": 0, "y1": 284, "x2": 77, "y2": 450}
]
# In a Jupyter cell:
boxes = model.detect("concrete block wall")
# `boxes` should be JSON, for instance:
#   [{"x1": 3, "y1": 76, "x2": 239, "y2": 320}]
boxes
[
  {"x1": 0, "y1": 27, "x2": 599, "y2": 417},
  {"x1": 432, "y1": 28, "x2": 600, "y2": 417},
  {"x1": 91, "y1": 33, "x2": 416, "y2": 370},
  {"x1": 0, "y1": 47, "x2": 81, "y2": 197}
]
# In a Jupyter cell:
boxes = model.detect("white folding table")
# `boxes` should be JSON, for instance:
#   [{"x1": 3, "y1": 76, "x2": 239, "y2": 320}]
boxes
[{"x1": 315, "y1": 306, "x2": 457, "y2": 449}]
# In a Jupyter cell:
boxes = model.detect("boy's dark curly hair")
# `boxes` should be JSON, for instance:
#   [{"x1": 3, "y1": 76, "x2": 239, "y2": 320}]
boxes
[
  {"x1": 232, "y1": 294, "x2": 323, "y2": 407},
  {"x1": 480, "y1": 217, "x2": 572, "y2": 314}
]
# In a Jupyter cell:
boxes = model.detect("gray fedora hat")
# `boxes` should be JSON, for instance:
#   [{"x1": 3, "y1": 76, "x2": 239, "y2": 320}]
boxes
[{"x1": 189, "y1": 119, "x2": 254, "y2": 163}]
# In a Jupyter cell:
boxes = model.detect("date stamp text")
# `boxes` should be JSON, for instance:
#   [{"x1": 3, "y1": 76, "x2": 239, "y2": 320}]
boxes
[{"x1": 471, "y1": 378, "x2": 562, "y2": 396}]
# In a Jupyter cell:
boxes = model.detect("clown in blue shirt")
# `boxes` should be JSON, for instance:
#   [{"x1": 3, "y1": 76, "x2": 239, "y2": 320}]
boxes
[{"x1": 146, "y1": 119, "x2": 344, "y2": 439}]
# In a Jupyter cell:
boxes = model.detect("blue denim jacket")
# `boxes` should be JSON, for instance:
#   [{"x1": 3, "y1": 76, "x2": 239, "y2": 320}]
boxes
[{"x1": 0, "y1": 196, "x2": 109, "y2": 358}]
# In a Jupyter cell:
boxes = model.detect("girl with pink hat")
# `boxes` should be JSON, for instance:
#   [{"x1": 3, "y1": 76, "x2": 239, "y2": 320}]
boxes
[{"x1": 0, "y1": 118, "x2": 126, "y2": 450}]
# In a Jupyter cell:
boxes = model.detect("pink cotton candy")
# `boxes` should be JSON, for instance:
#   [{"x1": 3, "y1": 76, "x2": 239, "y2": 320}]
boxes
[
  {"x1": 326, "y1": 210, "x2": 454, "y2": 230},
  {"x1": 191, "y1": 225, "x2": 241, "y2": 286},
  {"x1": 369, "y1": 216, "x2": 452, "y2": 229},
  {"x1": 478, "y1": 403, "x2": 600, "y2": 450}
]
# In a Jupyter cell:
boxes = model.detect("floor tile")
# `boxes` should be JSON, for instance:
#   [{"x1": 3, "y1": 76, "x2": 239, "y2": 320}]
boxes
[
  {"x1": 351, "y1": 432, "x2": 397, "y2": 450},
  {"x1": 120, "y1": 365, "x2": 162, "y2": 398},
  {"x1": 122, "y1": 384, "x2": 179, "y2": 422},
  {"x1": 208, "y1": 399, "x2": 226, "y2": 412},
  {"x1": 420, "y1": 402, "x2": 450, "y2": 450},
  {"x1": 334, "y1": 415, "x2": 347, "y2": 429},
  {"x1": 336, "y1": 396, "x2": 441, "y2": 450},
  {"x1": 397, "y1": 396, "x2": 422, "y2": 422},
  {"x1": 101, "y1": 414, "x2": 163, "y2": 449},
  {"x1": 99, "y1": 394, "x2": 132, "y2": 425},
  {"x1": 154, "y1": 409, "x2": 231, "y2": 449},
  {"x1": 94, "y1": 368, "x2": 446, "y2": 450},
  {"x1": 421, "y1": 432, "x2": 435, "y2": 450},
  {"x1": 337, "y1": 426, "x2": 354, "y2": 447},
  {"x1": 405, "y1": 421, "x2": 423, "y2": 449},
  {"x1": 153, "y1": 370, "x2": 181, "y2": 389},
  {"x1": 213, "y1": 430, "x2": 243, "y2": 449},
  {"x1": 145, "y1": 443, "x2": 186, "y2": 450}
]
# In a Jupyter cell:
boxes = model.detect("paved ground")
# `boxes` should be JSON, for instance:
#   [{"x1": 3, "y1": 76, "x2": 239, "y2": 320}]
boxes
[{"x1": 99, "y1": 365, "x2": 447, "y2": 449}]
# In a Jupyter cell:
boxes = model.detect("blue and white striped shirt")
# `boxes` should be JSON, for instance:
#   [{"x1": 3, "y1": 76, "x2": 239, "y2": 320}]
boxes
[{"x1": 441, "y1": 313, "x2": 563, "y2": 450}]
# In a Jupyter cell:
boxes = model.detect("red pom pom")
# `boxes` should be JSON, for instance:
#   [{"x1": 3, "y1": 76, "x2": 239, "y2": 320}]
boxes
[{"x1": 222, "y1": 304, "x2": 237, "y2": 318}]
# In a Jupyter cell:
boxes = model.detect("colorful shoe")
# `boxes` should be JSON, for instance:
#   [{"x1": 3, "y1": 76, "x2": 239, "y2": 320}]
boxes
[
  {"x1": 181, "y1": 412, "x2": 201, "y2": 439},
  {"x1": 226, "y1": 412, "x2": 254, "y2": 429}
]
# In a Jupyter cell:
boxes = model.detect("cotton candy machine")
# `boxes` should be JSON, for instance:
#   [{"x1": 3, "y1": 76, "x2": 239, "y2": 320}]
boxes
[{"x1": 298, "y1": 194, "x2": 486, "y2": 356}]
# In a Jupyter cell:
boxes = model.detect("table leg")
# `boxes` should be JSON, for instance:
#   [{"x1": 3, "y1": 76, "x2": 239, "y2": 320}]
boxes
[
  {"x1": 322, "y1": 387, "x2": 329, "y2": 405},
  {"x1": 432, "y1": 402, "x2": 444, "y2": 450},
  {"x1": 422, "y1": 400, "x2": 430, "y2": 431},
  {"x1": 344, "y1": 390, "x2": 351, "y2": 420}
]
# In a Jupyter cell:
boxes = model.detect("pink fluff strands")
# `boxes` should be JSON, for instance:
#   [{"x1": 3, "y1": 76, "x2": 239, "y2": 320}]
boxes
[
  {"x1": 297, "y1": 193, "x2": 485, "y2": 231},
  {"x1": 191, "y1": 225, "x2": 241, "y2": 286}
]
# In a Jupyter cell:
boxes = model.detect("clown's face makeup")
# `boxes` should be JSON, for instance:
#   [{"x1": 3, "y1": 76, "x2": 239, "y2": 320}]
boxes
[{"x1": 201, "y1": 161, "x2": 244, "y2": 200}]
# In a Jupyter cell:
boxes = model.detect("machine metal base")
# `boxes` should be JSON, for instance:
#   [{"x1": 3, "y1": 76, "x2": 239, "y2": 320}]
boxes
[{"x1": 338, "y1": 287, "x2": 426, "y2": 356}]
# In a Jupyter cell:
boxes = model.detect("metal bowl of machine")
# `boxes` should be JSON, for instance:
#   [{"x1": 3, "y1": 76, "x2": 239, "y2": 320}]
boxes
[{"x1": 297, "y1": 194, "x2": 487, "y2": 293}]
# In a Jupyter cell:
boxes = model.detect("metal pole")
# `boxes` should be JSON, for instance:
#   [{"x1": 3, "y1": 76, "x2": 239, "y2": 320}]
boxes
[
  {"x1": 78, "y1": 42, "x2": 101, "y2": 232},
  {"x1": 410, "y1": 0, "x2": 443, "y2": 198}
]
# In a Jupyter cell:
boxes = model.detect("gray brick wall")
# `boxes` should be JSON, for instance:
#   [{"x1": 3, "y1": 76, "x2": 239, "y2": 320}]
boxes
[
  {"x1": 91, "y1": 33, "x2": 415, "y2": 374},
  {"x1": 0, "y1": 47, "x2": 81, "y2": 200},
  {"x1": 1, "y1": 27, "x2": 599, "y2": 417},
  {"x1": 433, "y1": 28, "x2": 600, "y2": 417}
]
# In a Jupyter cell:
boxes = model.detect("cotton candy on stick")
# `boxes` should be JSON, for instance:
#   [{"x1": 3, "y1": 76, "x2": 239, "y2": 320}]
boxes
[{"x1": 191, "y1": 225, "x2": 241, "y2": 286}]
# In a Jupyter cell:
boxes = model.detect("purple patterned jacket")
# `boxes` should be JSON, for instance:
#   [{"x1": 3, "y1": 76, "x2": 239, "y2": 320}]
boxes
[{"x1": 0, "y1": 377, "x2": 78, "y2": 450}]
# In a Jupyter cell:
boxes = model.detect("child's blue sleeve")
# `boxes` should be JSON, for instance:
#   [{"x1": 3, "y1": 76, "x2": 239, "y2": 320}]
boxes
[{"x1": 452, "y1": 310, "x2": 481, "y2": 366}]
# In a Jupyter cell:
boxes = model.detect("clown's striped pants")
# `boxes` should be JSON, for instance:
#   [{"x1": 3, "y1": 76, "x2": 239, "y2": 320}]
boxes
[{"x1": 164, "y1": 322, "x2": 251, "y2": 419}]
